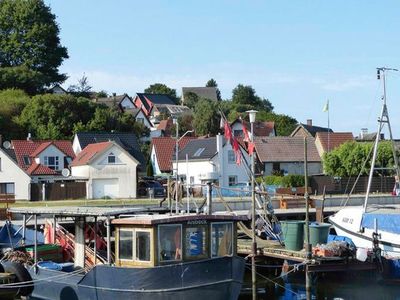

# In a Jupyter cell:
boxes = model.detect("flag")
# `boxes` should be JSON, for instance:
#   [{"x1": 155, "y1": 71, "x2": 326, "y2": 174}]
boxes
[
  {"x1": 248, "y1": 142, "x2": 255, "y2": 155},
  {"x1": 224, "y1": 121, "x2": 232, "y2": 141},
  {"x1": 242, "y1": 121, "x2": 250, "y2": 142},
  {"x1": 322, "y1": 100, "x2": 329, "y2": 112}
]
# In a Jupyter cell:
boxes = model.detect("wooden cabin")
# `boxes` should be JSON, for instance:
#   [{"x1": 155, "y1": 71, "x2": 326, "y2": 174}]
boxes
[{"x1": 112, "y1": 214, "x2": 245, "y2": 268}]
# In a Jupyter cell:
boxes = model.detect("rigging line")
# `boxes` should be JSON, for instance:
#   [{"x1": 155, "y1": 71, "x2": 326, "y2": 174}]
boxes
[
  {"x1": 364, "y1": 75, "x2": 382, "y2": 133},
  {"x1": 245, "y1": 265, "x2": 300, "y2": 297}
]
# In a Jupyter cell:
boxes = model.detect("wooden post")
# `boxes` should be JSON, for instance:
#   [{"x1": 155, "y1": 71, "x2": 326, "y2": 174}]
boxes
[
  {"x1": 22, "y1": 214, "x2": 26, "y2": 245},
  {"x1": 94, "y1": 217, "x2": 97, "y2": 265},
  {"x1": 107, "y1": 215, "x2": 111, "y2": 265},
  {"x1": 34, "y1": 214, "x2": 38, "y2": 271}
]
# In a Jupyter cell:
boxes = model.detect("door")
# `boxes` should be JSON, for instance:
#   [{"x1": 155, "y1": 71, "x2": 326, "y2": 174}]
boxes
[{"x1": 92, "y1": 179, "x2": 119, "y2": 199}]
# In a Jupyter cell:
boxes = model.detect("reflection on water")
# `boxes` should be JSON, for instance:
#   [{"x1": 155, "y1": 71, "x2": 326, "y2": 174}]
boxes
[{"x1": 239, "y1": 270, "x2": 400, "y2": 300}]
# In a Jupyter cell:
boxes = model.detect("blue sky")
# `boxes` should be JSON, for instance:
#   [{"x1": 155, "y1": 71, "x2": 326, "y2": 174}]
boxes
[{"x1": 45, "y1": 1, "x2": 400, "y2": 137}]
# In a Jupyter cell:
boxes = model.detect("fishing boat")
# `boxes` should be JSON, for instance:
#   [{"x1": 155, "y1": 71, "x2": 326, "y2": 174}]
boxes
[
  {"x1": 329, "y1": 67, "x2": 400, "y2": 258},
  {"x1": 5, "y1": 206, "x2": 245, "y2": 300}
]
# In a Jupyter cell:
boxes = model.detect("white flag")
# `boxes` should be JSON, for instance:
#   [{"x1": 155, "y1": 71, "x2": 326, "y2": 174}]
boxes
[{"x1": 322, "y1": 100, "x2": 329, "y2": 112}]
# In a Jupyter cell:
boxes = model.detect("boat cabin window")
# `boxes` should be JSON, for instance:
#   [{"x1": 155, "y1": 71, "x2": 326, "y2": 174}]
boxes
[
  {"x1": 119, "y1": 230, "x2": 133, "y2": 260},
  {"x1": 136, "y1": 231, "x2": 151, "y2": 261},
  {"x1": 184, "y1": 225, "x2": 207, "y2": 260},
  {"x1": 211, "y1": 222, "x2": 233, "y2": 257},
  {"x1": 158, "y1": 224, "x2": 182, "y2": 262},
  {"x1": 118, "y1": 229, "x2": 152, "y2": 262}
]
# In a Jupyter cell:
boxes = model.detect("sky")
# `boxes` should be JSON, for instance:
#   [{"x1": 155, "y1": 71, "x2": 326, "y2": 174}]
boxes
[{"x1": 45, "y1": 0, "x2": 400, "y2": 137}]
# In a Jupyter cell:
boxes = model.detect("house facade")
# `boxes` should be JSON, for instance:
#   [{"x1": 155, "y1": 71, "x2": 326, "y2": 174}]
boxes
[
  {"x1": 254, "y1": 136, "x2": 322, "y2": 176},
  {"x1": 0, "y1": 139, "x2": 75, "y2": 200},
  {"x1": 71, "y1": 142, "x2": 139, "y2": 199},
  {"x1": 230, "y1": 119, "x2": 276, "y2": 138},
  {"x1": 172, "y1": 135, "x2": 250, "y2": 188}
]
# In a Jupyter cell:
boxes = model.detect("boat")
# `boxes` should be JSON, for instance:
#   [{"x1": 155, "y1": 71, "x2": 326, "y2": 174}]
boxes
[
  {"x1": 5, "y1": 206, "x2": 245, "y2": 300},
  {"x1": 329, "y1": 67, "x2": 400, "y2": 258}
]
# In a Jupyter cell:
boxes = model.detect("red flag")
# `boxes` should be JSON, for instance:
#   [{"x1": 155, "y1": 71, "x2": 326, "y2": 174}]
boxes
[
  {"x1": 232, "y1": 138, "x2": 241, "y2": 165},
  {"x1": 235, "y1": 151, "x2": 241, "y2": 165},
  {"x1": 242, "y1": 121, "x2": 250, "y2": 142},
  {"x1": 224, "y1": 121, "x2": 232, "y2": 141},
  {"x1": 248, "y1": 142, "x2": 255, "y2": 155}
]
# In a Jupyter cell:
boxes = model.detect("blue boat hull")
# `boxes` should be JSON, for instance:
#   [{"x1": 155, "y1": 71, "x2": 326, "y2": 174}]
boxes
[{"x1": 28, "y1": 256, "x2": 245, "y2": 300}]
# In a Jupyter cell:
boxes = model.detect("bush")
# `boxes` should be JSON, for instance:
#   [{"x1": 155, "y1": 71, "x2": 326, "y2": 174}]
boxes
[{"x1": 259, "y1": 174, "x2": 306, "y2": 188}]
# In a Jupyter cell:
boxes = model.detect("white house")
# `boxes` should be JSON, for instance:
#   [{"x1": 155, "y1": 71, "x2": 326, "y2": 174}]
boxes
[
  {"x1": 0, "y1": 139, "x2": 75, "y2": 200},
  {"x1": 71, "y1": 141, "x2": 139, "y2": 199},
  {"x1": 172, "y1": 134, "x2": 250, "y2": 188}
]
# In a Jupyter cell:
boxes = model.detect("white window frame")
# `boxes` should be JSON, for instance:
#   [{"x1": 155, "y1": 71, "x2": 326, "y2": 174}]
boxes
[
  {"x1": 108, "y1": 152, "x2": 116, "y2": 164},
  {"x1": 228, "y1": 175, "x2": 237, "y2": 186},
  {"x1": 228, "y1": 150, "x2": 235, "y2": 164},
  {"x1": 44, "y1": 156, "x2": 59, "y2": 170}
]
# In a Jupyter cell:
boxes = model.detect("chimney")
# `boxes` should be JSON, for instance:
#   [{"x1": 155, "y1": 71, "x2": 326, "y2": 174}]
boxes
[
  {"x1": 307, "y1": 119, "x2": 312, "y2": 126},
  {"x1": 27, "y1": 133, "x2": 32, "y2": 141}
]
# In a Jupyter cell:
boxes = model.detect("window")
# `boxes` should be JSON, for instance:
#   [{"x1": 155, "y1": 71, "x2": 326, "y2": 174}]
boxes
[
  {"x1": 0, "y1": 183, "x2": 14, "y2": 194},
  {"x1": 119, "y1": 230, "x2": 133, "y2": 260},
  {"x1": 233, "y1": 130, "x2": 243, "y2": 137},
  {"x1": 158, "y1": 224, "x2": 182, "y2": 262},
  {"x1": 108, "y1": 153, "x2": 116, "y2": 164},
  {"x1": 136, "y1": 231, "x2": 151, "y2": 261},
  {"x1": 193, "y1": 148, "x2": 205, "y2": 157},
  {"x1": 190, "y1": 176, "x2": 194, "y2": 184},
  {"x1": 44, "y1": 156, "x2": 59, "y2": 170},
  {"x1": 228, "y1": 150, "x2": 235, "y2": 164},
  {"x1": 23, "y1": 156, "x2": 31, "y2": 166},
  {"x1": 228, "y1": 176, "x2": 237, "y2": 186},
  {"x1": 211, "y1": 222, "x2": 233, "y2": 257},
  {"x1": 137, "y1": 117, "x2": 144, "y2": 124},
  {"x1": 184, "y1": 225, "x2": 207, "y2": 260}
]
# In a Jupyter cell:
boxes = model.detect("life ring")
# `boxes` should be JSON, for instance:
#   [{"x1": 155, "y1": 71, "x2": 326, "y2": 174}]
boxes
[{"x1": 1, "y1": 261, "x2": 34, "y2": 296}]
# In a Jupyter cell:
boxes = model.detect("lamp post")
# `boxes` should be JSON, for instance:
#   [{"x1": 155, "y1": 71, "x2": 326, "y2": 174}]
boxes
[
  {"x1": 173, "y1": 117, "x2": 193, "y2": 214},
  {"x1": 246, "y1": 109, "x2": 257, "y2": 300}
]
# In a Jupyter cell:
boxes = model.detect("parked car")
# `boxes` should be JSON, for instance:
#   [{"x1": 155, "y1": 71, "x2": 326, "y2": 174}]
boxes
[{"x1": 137, "y1": 180, "x2": 166, "y2": 198}]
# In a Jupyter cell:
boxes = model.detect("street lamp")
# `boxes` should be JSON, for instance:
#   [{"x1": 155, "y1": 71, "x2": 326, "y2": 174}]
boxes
[
  {"x1": 246, "y1": 109, "x2": 257, "y2": 300},
  {"x1": 174, "y1": 117, "x2": 193, "y2": 214}
]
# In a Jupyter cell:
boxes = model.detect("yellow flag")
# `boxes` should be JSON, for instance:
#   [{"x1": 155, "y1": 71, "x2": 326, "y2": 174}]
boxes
[{"x1": 322, "y1": 100, "x2": 329, "y2": 112}]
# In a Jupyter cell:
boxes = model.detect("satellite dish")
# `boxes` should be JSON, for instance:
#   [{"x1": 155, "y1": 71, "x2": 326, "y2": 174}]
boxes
[
  {"x1": 2, "y1": 141, "x2": 11, "y2": 149},
  {"x1": 61, "y1": 168, "x2": 70, "y2": 177}
]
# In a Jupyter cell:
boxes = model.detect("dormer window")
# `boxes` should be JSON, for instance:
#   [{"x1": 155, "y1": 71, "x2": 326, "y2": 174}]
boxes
[
  {"x1": 44, "y1": 156, "x2": 59, "y2": 170},
  {"x1": 108, "y1": 153, "x2": 116, "y2": 164}
]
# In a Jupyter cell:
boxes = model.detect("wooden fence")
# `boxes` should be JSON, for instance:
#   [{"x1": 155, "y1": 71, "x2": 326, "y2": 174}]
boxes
[
  {"x1": 310, "y1": 176, "x2": 395, "y2": 195},
  {"x1": 30, "y1": 182, "x2": 86, "y2": 201}
]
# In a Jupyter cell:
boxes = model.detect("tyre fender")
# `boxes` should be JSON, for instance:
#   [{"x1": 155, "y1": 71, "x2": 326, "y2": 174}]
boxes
[{"x1": 1, "y1": 261, "x2": 34, "y2": 296}]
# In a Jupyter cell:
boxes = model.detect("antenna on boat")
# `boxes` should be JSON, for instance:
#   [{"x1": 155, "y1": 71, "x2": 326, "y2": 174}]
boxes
[{"x1": 363, "y1": 67, "x2": 400, "y2": 213}]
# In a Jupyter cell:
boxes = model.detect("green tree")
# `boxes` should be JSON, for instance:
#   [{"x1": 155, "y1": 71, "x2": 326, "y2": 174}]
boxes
[
  {"x1": 144, "y1": 83, "x2": 178, "y2": 104},
  {"x1": 68, "y1": 74, "x2": 92, "y2": 98},
  {"x1": 206, "y1": 78, "x2": 222, "y2": 101},
  {"x1": 323, "y1": 141, "x2": 398, "y2": 177},
  {"x1": 171, "y1": 114, "x2": 194, "y2": 136},
  {"x1": 231, "y1": 84, "x2": 273, "y2": 112},
  {"x1": 256, "y1": 111, "x2": 298, "y2": 136},
  {"x1": 16, "y1": 94, "x2": 97, "y2": 139},
  {"x1": 0, "y1": 89, "x2": 29, "y2": 139},
  {"x1": 183, "y1": 91, "x2": 199, "y2": 109},
  {"x1": 0, "y1": 0, "x2": 68, "y2": 94},
  {"x1": 193, "y1": 99, "x2": 220, "y2": 136}
]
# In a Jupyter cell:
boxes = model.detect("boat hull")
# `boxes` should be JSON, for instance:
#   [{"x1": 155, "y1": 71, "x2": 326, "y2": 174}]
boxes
[
  {"x1": 28, "y1": 256, "x2": 245, "y2": 300},
  {"x1": 329, "y1": 206, "x2": 400, "y2": 258}
]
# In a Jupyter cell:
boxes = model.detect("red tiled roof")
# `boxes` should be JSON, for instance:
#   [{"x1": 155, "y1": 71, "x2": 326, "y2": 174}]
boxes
[
  {"x1": 11, "y1": 140, "x2": 75, "y2": 171},
  {"x1": 316, "y1": 132, "x2": 354, "y2": 152},
  {"x1": 26, "y1": 162, "x2": 58, "y2": 175},
  {"x1": 254, "y1": 136, "x2": 321, "y2": 162},
  {"x1": 157, "y1": 119, "x2": 174, "y2": 136},
  {"x1": 71, "y1": 142, "x2": 112, "y2": 167},
  {"x1": 151, "y1": 137, "x2": 194, "y2": 172}
]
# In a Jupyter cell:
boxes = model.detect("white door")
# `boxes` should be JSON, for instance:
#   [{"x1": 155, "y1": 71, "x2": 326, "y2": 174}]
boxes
[{"x1": 92, "y1": 179, "x2": 119, "y2": 199}]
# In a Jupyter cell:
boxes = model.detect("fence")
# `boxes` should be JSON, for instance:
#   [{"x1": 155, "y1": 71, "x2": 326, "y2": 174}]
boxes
[
  {"x1": 310, "y1": 176, "x2": 395, "y2": 195},
  {"x1": 30, "y1": 182, "x2": 86, "y2": 201}
]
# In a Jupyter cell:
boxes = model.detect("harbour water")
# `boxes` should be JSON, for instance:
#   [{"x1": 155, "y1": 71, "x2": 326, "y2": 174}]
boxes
[{"x1": 239, "y1": 270, "x2": 400, "y2": 300}]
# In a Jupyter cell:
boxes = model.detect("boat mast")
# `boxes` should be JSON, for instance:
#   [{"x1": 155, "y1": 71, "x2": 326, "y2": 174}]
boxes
[{"x1": 363, "y1": 67, "x2": 400, "y2": 212}]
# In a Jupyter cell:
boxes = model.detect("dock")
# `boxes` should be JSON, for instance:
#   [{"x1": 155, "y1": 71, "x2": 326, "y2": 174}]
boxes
[{"x1": 237, "y1": 238, "x2": 378, "y2": 273}]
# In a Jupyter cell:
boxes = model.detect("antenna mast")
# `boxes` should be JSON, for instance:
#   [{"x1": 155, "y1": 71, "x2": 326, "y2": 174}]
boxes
[{"x1": 364, "y1": 67, "x2": 400, "y2": 212}]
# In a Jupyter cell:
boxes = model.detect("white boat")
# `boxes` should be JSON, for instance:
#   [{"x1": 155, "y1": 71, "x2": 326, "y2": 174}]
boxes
[{"x1": 329, "y1": 67, "x2": 400, "y2": 258}]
